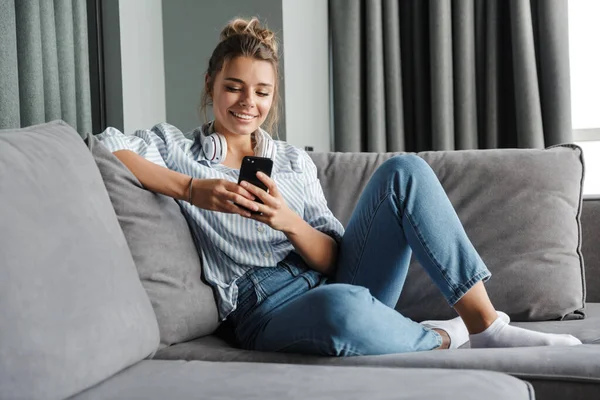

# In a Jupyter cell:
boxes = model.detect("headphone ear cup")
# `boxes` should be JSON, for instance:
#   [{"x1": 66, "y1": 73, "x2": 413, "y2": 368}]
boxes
[{"x1": 202, "y1": 133, "x2": 227, "y2": 163}]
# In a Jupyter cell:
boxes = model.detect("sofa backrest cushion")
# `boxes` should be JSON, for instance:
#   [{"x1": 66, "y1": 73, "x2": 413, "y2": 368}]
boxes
[
  {"x1": 310, "y1": 145, "x2": 585, "y2": 322},
  {"x1": 85, "y1": 133, "x2": 219, "y2": 347},
  {"x1": 0, "y1": 121, "x2": 160, "y2": 400}
]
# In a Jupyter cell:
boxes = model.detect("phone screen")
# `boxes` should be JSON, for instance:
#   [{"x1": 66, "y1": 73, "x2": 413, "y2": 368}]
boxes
[{"x1": 236, "y1": 156, "x2": 274, "y2": 214}]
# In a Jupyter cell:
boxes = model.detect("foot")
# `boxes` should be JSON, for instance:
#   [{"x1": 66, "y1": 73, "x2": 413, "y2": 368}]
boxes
[
  {"x1": 469, "y1": 317, "x2": 582, "y2": 348},
  {"x1": 422, "y1": 311, "x2": 510, "y2": 349}
]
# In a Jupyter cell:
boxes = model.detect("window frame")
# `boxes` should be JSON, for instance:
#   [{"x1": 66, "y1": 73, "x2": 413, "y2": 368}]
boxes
[{"x1": 574, "y1": 129, "x2": 600, "y2": 142}]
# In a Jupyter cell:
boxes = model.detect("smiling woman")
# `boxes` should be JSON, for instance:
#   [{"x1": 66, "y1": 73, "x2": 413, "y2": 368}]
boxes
[
  {"x1": 95, "y1": 16, "x2": 582, "y2": 359},
  {"x1": 207, "y1": 56, "x2": 276, "y2": 168},
  {"x1": 200, "y1": 18, "x2": 280, "y2": 138}
]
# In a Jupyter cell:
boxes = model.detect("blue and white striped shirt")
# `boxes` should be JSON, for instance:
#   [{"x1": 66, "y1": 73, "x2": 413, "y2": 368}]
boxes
[{"x1": 96, "y1": 122, "x2": 345, "y2": 320}]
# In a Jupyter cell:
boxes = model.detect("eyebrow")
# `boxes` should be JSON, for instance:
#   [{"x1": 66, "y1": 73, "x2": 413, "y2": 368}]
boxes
[{"x1": 224, "y1": 77, "x2": 273, "y2": 87}]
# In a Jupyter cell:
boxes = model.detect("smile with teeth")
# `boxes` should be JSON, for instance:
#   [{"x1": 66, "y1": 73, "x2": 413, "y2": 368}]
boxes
[{"x1": 230, "y1": 111, "x2": 256, "y2": 120}]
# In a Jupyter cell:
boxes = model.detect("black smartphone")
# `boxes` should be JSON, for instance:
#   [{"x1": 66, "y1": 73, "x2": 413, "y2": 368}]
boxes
[{"x1": 236, "y1": 156, "x2": 274, "y2": 215}]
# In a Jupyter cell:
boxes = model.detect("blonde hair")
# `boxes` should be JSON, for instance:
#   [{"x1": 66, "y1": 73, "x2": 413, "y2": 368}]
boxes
[{"x1": 200, "y1": 17, "x2": 280, "y2": 135}]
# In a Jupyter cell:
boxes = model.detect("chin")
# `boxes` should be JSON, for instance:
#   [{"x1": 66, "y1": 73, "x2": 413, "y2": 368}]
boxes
[
  {"x1": 229, "y1": 122, "x2": 260, "y2": 136},
  {"x1": 231, "y1": 125, "x2": 256, "y2": 136}
]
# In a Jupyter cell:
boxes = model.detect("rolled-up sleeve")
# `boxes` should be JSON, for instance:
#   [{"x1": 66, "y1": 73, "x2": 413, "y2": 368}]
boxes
[
  {"x1": 301, "y1": 151, "x2": 345, "y2": 243},
  {"x1": 95, "y1": 127, "x2": 169, "y2": 168}
]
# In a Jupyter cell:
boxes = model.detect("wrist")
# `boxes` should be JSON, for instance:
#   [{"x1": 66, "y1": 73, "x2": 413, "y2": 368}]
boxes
[{"x1": 282, "y1": 211, "x2": 305, "y2": 236}]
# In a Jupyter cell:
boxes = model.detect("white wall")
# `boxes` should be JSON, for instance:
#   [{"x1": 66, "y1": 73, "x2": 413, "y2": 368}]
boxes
[
  {"x1": 118, "y1": 0, "x2": 166, "y2": 133},
  {"x1": 103, "y1": 0, "x2": 331, "y2": 149},
  {"x1": 162, "y1": 0, "x2": 284, "y2": 134},
  {"x1": 282, "y1": 0, "x2": 331, "y2": 151},
  {"x1": 569, "y1": 0, "x2": 600, "y2": 195},
  {"x1": 569, "y1": 0, "x2": 600, "y2": 131}
]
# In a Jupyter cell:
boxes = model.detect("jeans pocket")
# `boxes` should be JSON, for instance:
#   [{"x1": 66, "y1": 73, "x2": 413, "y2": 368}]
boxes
[
  {"x1": 250, "y1": 265, "x2": 294, "y2": 302},
  {"x1": 229, "y1": 287, "x2": 258, "y2": 329},
  {"x1": 301, "y1": 270, "x2": 324, "y2": 289},
  {"x1": 281, "y1": 255, "x2": 323, "y2": 289},
  {"x1": 281, "y1": 260, "x2": 302, "y2": 277}
]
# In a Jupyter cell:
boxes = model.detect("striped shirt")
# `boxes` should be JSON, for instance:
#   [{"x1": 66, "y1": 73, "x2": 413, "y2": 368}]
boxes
[{"x1": 96, "y1": 122, "x2": 345, "y2": 320}]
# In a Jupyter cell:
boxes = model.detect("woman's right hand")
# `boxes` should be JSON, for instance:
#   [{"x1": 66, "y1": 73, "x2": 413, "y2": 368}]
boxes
[{"x1": 190, "y1": 178, "x2": 259, "y2": 217}]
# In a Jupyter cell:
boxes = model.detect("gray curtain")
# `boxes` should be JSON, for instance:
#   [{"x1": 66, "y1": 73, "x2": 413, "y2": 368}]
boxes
[
  {"x1": 330, "y1": 0, "x2": 572, "y2": 152},
  {"x1": 0, "y1": 0, "x2": 91, "y2": 135}
]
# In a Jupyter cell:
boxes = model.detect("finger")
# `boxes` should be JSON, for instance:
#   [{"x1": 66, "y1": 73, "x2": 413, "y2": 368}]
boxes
[
  {"x1": 235, "y1": 206, "x2": 253, "y2": 218},
  {"x1": 239, "y1": 181, "x2": 276, "y2": 208},
  {"x1": 226, "y1": 192, "x2": 260, "y2": 213},
  {"x1": 224, "y1": 201, "x2": 253, "y2": 218},
  {"x1": 256, "y1": 171, "x2": 280, "y2": 197},
  {"x1": 215, "y1": 183, "x2": 258, "y2": 211},
  {"x1": 224, "y1": 181, "x2": 255, "y2": 200},
  {"x1": 247, "y1": 209, "x2": 268, "y2": 222},
  {"x1": 233, "y1": 185, "x2": 256, "y2": 201},
  {"x1": 239, "y1": 180, "x2": 264, "y2": 198}
]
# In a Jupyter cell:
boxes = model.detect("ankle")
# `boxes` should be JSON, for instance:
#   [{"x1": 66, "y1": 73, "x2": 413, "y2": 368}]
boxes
[{"x1": 463, "y1": 311, "x2": 501, "y2": 335}]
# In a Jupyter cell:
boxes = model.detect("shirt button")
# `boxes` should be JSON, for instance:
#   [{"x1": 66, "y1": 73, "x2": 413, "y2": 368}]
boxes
[
  {"x1": 257, "y1": 225, "x2": 265, "y2": 233},
  {"x1": 263, "y1": 252, "x2": 271, "y2": 258}
]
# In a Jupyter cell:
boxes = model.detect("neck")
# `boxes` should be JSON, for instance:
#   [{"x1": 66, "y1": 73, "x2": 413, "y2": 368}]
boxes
[
  {"x1": 211, "y1": 121, "x2": 256, "y2": 166},
  {"x1": 228, "y1": 132, "x2": 253, "y2": 149},
  {"x1": 213, "y1": 121, "x2": 253, "y2": 151}
]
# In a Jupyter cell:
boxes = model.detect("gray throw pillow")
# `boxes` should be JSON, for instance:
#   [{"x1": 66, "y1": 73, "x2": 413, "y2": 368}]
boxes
[
  {"x1": 310, "y1": 145, "x2": 585, "y2": 322},
  {"x1": 0, "y1": 121, "x2": 160, "y2": 400},
  {"x1": 84, "y1": 133, "x2": 219, "y2": 347}
]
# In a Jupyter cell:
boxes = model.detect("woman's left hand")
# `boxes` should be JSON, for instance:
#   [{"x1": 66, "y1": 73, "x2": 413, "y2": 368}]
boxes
[{"x1": 239, "y1": 171, "x2": 300, "y2": 232}]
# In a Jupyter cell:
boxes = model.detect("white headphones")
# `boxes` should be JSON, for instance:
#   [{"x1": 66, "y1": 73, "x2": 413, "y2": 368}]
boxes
[{"x1": 200, "y1": 122, "x2": 277, "y2": 164}]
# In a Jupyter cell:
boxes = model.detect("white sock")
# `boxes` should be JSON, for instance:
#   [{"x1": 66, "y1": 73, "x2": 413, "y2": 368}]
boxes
[
  {"x1": 469, "y1": 317, "x2": 582, "y2": 348},
  {"x1": 421, "y1": 311, "x2": 510, "y2": 349}
]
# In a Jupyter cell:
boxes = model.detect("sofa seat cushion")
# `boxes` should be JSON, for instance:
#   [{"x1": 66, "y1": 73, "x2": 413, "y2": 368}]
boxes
[
  {"x1": 71, "y1": 360, "x2": 533, "y2": 400},
  {"x1": 309, "y1": 147, "x2": 585, "y2": 322},
  {"x1": 510, "y1": 302, "x2": 600, "y2": 345},
  {"x1": 0, "y1": 121, "x2": 160, "y2": 400},
  {"x1": 155, "y1": 303, "x2": 600, "y2": 400}
]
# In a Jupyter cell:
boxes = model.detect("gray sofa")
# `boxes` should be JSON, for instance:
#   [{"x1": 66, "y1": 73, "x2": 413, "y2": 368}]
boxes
[{"x1": 3, "y1": 120, "x2": 598, "y2": 400}]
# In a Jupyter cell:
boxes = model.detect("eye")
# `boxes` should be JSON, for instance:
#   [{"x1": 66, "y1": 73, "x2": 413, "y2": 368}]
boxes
[
  {"x1": 256, "y1": 92, "x2": 270, "y2": 97},
  {"x1": 225, "y1": 86, "x2": 241, "y2": 92}
]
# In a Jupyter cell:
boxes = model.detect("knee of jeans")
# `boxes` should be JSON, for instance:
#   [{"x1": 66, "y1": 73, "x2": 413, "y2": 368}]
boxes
[
  {"x1": 377, "y1": 155, "x2": 434, "y2": 196},
  {"x1": 384, "y1": 154, "x2": 430, "y2": 176},
  {"x1": 313, "y1": 285, "x2": 374, "y2": 350}
]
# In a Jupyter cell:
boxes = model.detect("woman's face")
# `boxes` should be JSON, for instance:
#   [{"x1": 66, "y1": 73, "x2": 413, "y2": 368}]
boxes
[{"x1": 210, "y1": 56, "x2": 275, "y2": 138}]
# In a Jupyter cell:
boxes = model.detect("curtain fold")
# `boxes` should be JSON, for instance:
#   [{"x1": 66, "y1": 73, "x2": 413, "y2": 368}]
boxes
[
  {"x1": 41, "y1": 0, "x2": 62, "y2": 123},
  {"x1": 0, "y1": 0, "x2": 91, "y2": 135},
  {"x1": 1, "y1": 0, "x2": 21, "y2": 129},
  {"x1": 330, "y1": 0, "x2": 572, "y2": 152}
]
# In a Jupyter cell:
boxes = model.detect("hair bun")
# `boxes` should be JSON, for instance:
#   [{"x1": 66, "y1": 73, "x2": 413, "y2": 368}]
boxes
[{"x1": 220, "y1": 17, "x2": 278, "y2": 55}]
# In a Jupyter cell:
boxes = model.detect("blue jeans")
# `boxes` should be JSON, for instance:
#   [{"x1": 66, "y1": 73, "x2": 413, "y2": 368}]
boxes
[{"x1": 226, "y1": 155, "x2": 491, "y2": 356}]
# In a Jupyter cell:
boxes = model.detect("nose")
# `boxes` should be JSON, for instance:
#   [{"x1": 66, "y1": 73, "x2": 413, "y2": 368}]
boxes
[{"x1": 239, "y1": 88, "x2": 255, "y2": 107}]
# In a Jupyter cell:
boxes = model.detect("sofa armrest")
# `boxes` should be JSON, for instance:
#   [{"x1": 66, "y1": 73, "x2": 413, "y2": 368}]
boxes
[{"x1": 582, "y1": 196, "x2": 600, "y2": 302}]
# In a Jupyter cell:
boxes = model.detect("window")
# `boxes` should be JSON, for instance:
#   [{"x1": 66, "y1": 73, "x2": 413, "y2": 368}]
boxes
[{"x1": 569, "y1": 0, "x2": 600, "y2": 195}]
